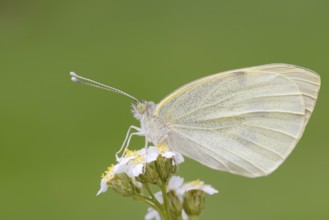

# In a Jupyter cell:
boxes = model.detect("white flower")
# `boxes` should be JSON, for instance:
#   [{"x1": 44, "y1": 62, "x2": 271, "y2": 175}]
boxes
[
  {"x1": 144, "y1": 176, "x2": 218, "y2": 219},
  {"x1": 182, "y1": 210, "x2": 188, "y2": 220},
  {"x1": 169, "y1": 176, "x2": 219, "y2": 196},
  {"x1": 153, "y1": 145, "x2": 184, "y2": 164},
  {"x1": 144, "y1": 207, "x2": 189, "y2": 220},
  {"x1": 144, "y1": 207, "x2": 161, "y2": 220},
  {"x1": 168, "y1": 175, "x2": 184, "y2": 191},
  {"x1": 119, "y1": 148, "x2": 158, "y2": 178},
  {"x1": 144, "y1": 177, "x2": 218, "y2": 219},
  {"x1": 146, "y1": 176, "x2": 185, "y2": 203},
  {"x1": 144, "y1": 176, "x2": 187, "y2": 220},
  {"x1": 118, "y1": 145, "x2": 184, "y2": 178},
  {"x1": 96, "y1": 164, "x2": 121, "y2": 195},
  {"x1": 97, "y1": 145, "x2": 184, "y2": 196},
  {"x1": 97, "y1": 178, "x2": 109, "y2": 196},
  {"x1": 154, "y1": 191, "x2": 163, "y2": 203},
  {"x1": 179, "y1": 179, "x2": 218, "y2": 195}
]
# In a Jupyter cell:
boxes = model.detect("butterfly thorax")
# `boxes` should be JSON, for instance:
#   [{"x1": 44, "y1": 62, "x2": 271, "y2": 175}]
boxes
[{"x1": 132, "y1": 100, "x2": 168, "y2": 145}]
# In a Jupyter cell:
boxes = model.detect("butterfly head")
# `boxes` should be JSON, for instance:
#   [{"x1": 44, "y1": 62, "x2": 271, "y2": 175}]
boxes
[{"x1": 132, "y1": 100, "x2": 155, "y2": 120}]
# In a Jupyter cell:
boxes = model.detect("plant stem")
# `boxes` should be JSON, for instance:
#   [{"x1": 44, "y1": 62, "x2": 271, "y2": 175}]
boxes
[
  {"x1": 161, "y1": 180, "x2": 170, "y2": 220},
  {"x1": 132, "y1": 194, "x2": 162, "y2": 215},
  {"x1": 144, "y1": 182, "x2": 162, "y2": 209}
]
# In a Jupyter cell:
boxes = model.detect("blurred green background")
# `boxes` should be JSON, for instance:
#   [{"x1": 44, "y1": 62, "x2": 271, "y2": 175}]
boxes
[{"x1": 1, "y1": 0, "x2": 328, "y2": 219}]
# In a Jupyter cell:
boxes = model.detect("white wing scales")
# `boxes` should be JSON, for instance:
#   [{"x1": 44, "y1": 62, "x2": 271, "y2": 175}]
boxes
[
  {"x1": 256, "y1": 64, "x2": 320, "y2": 124},
  {"x1": 155, "y1": 64, "x2": 320, "y2": 177}
]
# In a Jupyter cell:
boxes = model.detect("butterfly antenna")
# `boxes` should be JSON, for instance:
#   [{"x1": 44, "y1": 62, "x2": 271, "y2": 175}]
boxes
[{"x1": 70, "y1": 72, "x2": 138, "y2": 101}]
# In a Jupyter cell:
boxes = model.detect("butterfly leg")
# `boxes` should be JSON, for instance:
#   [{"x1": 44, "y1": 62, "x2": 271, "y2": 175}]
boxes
[
  {"x1": 116, "y1": 126, "x2": 144, "y2": 161},
  {"x1": 119, "y1": 131, "x2": 145, "y2": 159},
  {"x1": 143, "y1": 136, "x2": 149, "y2": 173}
]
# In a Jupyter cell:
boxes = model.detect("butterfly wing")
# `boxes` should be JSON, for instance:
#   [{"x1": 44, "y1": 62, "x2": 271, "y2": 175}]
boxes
[{"x1": 155, "y1": 64, "x2": 320, "y2": 177}]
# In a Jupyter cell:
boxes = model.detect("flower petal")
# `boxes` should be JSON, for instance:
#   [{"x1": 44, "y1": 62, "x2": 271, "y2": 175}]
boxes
[
  {"x1": 96, "y1": 178, "x2": 108, "y2": 196},
  {"x1": 173, "y1": 152, "x2": 184, "y2": 164},
  {"x1": 144, "y1": 208, "x2": 161, "y2": 220},
  {"x1": 202, "y1": 185, "x2": 219, "y2": 195},
  {"x1": 119, "y1": 157, "x2": 133, "y2": 165},
  {"x1": 145, "y1": 151, "x2": 159, "y2": 163},
  {"x1": 180, "y1": 180, "x2": 219, "y2": 195},
  {"x1": 131, "y1": 163, "x2": 144, "y2": 177},
  {"x1": 154, "y1": 191, "x2": 163, "y2": 203},
  {"x1": 168, "y1": 176, "x2": 184, "y2": 191},
  {"x1": 182, "y1": 210, "x2": 189, "y2": 220},
  {"x1": 162, "y1": 151, "x2": 175, "y2": 158}
]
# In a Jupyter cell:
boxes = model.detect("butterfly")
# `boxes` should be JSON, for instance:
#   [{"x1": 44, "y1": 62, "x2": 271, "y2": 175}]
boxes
[{"x1": 70, "y1": 63, "x2": 320, "y2": 178}]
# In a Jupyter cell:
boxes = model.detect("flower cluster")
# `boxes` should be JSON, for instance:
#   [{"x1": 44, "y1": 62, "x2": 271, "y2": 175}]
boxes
[
  {"x1": 145, "y1": 176, "x2": 218, "y2": 220},
  {"x1": 97, "y1": 145, "x2": 218, "y2": 220}
]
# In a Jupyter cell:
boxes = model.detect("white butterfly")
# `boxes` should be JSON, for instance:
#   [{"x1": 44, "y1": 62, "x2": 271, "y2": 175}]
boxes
[{"x1": 70, "y1": 63, "x2": 321, "y2": 178}]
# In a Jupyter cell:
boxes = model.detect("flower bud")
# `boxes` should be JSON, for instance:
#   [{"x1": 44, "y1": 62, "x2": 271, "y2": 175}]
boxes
[
  {"x1": 137, "y1": 163, "x2": 159, "y2": 184},
  {"x1": 155, "y1": 155, "x2": 175, "y2": 181},
  {"x1": 183, "y1": 189, "x2": 205, "y2": 217},
  {"x1": 167, "y1": 190, "x2": 183, "y2": 220},
  {"x1": 108, "y1": 173, "x2": 140, "y2": 197}
]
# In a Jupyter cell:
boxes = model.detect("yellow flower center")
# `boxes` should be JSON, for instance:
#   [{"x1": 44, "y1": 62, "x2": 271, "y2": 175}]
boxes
[
  {"x1": 101, "y1": 164, "x2": 115, "y2": 180},
  {"x1": 125, "y1": 149, "x2": 139, "y2": 158},
  {"x1": 133, "y1": 155, "x2": 145, "y2": 165},
  {"x1": 191, "y1": 179, "x2": 204, "y2": 187},
  {"x1": 156, "y1": 144, "x2": 169, "y2": 153}
]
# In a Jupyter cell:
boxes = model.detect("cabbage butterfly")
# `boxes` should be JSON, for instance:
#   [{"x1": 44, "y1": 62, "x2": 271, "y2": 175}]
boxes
[{"x1": 70, "y1": 64, "x2": 320, "y2": 177}]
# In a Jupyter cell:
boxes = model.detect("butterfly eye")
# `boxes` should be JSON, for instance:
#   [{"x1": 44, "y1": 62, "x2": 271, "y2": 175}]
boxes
[{"x1": 136, "y1": 102, "x2": 147, "y2": 114}]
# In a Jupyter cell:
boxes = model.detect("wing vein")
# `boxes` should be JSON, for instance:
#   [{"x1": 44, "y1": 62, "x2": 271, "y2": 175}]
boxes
[
  {"x1": 243, "y1": 124, "x2": 298, "y2": 139},
  {"x1": 173, "y1": 128, "x2": 267, "y2": 175},
  {"x1": 168, "y1": 137, "x2": 232, "y2": 172},
  {"x1": 166, "y1": 73, "x2": 251, "y2": 116},
  {"x1": 232, "y1": 127, "x2": 285, "y2": 159},
  {"x1": 171, "y1": 123, "x2": 294, "y2": 160},
  {"x1": 173, "y1": 86, "x2": 302, "y2": 121},
  {"x1": 287, "y1": 78, "x2": 320, "y2": 86}
]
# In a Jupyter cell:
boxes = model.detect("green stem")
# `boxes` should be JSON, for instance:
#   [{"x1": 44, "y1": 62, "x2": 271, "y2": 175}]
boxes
[
  {"x1": 161, "y1": 180, "x2": 170, "y2": 220},
  {"x1": 132, "y1": 194, "x2": 162, "y2": 215},
  {"x1": 144, "y1": 182, "x2": 162, "y2": 209}
]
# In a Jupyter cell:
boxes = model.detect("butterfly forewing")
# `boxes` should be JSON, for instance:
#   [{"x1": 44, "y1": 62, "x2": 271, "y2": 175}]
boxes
[
  {"x1": 155, "y1": 64, "x2": 320, "y2": 177},
  {"x1": 255, "y1": 64, "x2": 320, "y2": 124}
]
